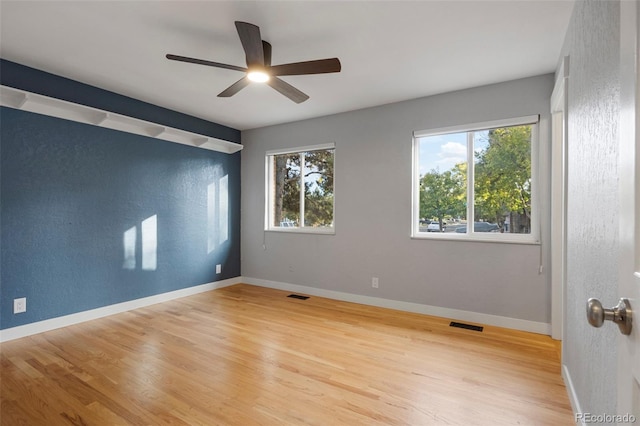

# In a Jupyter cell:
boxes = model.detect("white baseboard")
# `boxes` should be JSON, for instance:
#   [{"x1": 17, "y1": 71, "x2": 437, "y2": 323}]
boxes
[
  {"x1": 242, "y1": 277, "x2": 552, "y2": 335},
  {"x1": 0, "y1": 277, "x2": 242, "y2": 342},
  {"x1": 1, "y1": 276, "x2": 551, "y2": 342},
  {"x1": 562, "y1": 364, "x2": 582, "y2": 425}
]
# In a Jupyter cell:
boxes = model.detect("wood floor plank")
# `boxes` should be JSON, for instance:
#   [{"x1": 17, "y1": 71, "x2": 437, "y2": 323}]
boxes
[{"x1": 1, "y1": 284, "x2": 573, "y2": 425}]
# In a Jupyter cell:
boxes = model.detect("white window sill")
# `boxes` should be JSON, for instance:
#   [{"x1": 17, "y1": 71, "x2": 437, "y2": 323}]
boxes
[
  {"x1": 411, "y1": 232, "x2": 540, "y2": 245},
  {"x1": 266, "y1": 227, "x2": 335, "y2": 235}
]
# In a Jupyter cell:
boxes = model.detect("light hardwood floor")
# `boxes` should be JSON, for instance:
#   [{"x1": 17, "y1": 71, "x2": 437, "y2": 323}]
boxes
[{"x1": 1, "y1": 284, "x2": 573, "y2": 425}]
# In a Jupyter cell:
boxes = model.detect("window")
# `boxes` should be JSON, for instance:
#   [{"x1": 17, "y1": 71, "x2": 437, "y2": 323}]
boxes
[
  {"x1": 412, "y1": 116, "x2": 539, "y2": 242},
  {"x1": 266, "y1": 143, "x2": 335, "y2": 233}
]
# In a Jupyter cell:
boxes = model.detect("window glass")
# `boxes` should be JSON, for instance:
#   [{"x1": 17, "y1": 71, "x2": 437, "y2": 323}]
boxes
[
  {"x1": 414, "y1": 118, "x2": 536, "y2": 241},
  {"x1": 267, "y1": 145, "x2": 334, "y2": 232},
  {"x1": 418, "y1": 132, "x2": 467, "y2": 233},
  {"x1": 272, "y1": 153, "x2": 301, "y2": 227},
  {"x1": 302, "y1": 149, "x2": 334, "y2": 228},
  {"x1": 473, "y1": 126, "x2": 532, "y2": 234}
]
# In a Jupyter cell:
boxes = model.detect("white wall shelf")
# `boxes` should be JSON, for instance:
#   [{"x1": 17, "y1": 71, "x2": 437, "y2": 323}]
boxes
[{"x1": 0, "y1": 85, "x2": 243, "y2": 154}]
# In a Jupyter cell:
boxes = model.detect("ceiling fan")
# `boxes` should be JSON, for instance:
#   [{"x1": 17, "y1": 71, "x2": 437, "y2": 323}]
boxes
[{"x1": 166, "y1": 21, "x2": 341, "y2": 104}]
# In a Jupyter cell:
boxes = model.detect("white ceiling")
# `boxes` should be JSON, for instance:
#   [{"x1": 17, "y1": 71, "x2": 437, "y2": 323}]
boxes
[{"x1": 0, "y1": 1, "x2": 574, "y2": 131}]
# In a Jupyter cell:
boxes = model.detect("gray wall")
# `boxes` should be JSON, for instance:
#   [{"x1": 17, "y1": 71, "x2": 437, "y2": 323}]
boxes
[
  {"x1": 242, "y1": 74, "x2": 554, "y2": 325},
  {"x1": 560, "y1": 0, "x2": 620, "y2": 417}
]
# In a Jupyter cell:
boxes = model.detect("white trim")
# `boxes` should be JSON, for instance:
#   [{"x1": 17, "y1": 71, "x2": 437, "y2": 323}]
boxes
[
  {"x1": 0, "y1": 85, "x2": 243, "y2": 154},
  {"x1": 466, "y1": 130, "x2": 476, "y2": 235},
  {"x1": 413, "y1": 114, "x2": 539, "y2": 138},
  {"x1": 529, "y1": 123, "x2": 541, "y2": 241},
  {"x1": 550, "y1": 55, "x2": 570, "y2": 343},
  {"x1": 265, "y1": 142, "x2": 335, "y2": 156},
  {"x1": 618, "y1": 0, "x2": 640, "y2": 417},
  {"x1": 265, "y1": 144, "x2": 336, "y2": 233},
  {"x1": 411, "y1": 132, "x2": 421, "y2": 236},
  {"x1": 562, "y1": 364, "x2": 583, "y2": 425},
  {"x1": 299, "y1": 152, "x2": 306, "y2": 227},
  {"x1": 242, "y1": 276, "x2": 551, "y2": 335},
  {"x1": 412, "y1": 119, "x2": 541, "y2": 243},
  {"x1": 0, "y1": 277, "x2": 242, "y2": 342},
  {"x1": 265, "y1": 227, "x2": 335, "y2": 235},
  {"x1": 550, "y1": 111, "x2": 566, "y2": 341},
  {"x1": 265, "y1": 154, "x2": 272, "y2": 231},
  {"x1": 551, "y1": 56, "x2": 570, "y2": 113},
  {"x1": 0, "y1": 276, "x2": 551, "y2": 342},
  {"x1": 410, "y1": 233, "x2": 539, "y2": 245}
]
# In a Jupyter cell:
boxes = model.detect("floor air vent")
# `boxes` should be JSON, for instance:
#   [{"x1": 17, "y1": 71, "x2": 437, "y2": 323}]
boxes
[
  {"x1": 287, "y1": 294, "x2": 310, "y2": 300},
  {"x1": 449, "y1": 321, "x2": 483, "y2": 332}
]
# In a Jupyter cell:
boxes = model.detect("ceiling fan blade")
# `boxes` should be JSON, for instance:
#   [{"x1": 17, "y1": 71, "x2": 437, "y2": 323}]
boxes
[
  {"x1": 166, "y1": 54, "x2": 247, "y2": 72},
  {"x1": 262, "y1": 41, "x2": 272, "y2": 67},
  {"x1": 270, "y1": 58, "x2": 341, "y2": 76},
  {"x1": 267, "y1": 77, "x2": 309, "y2": 103},
  {"x1": 235, "y1": 21, "x2": 264, "y2": 67},
  {"x1": 218, "y1": 77, "x2": 251, "y2": 97}
]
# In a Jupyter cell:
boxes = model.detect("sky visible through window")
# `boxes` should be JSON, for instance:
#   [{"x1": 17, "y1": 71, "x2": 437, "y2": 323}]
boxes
[{"x1": 418, "y1": 131, "x2": 489, "y2": 175}]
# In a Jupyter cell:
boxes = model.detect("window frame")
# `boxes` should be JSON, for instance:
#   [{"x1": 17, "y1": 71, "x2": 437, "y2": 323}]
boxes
[
  {"x1": 411, "y1": 115, "x2": 540, "y2": 244},
  {"x1": 265, "y1": 142, "x2": 336, "y2": 235}
]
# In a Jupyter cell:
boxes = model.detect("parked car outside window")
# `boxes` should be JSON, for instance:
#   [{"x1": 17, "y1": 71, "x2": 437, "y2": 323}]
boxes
[
  {"x1": 427, "y1": 222, "x2": 442, "y2": 232},
  {"x1": 455, "y1": 222, "x2": 500, "y2": 233}
]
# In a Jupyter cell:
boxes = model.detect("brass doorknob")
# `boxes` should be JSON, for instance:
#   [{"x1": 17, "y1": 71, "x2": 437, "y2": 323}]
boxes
[{"x1": 586, "y1": 298, "x2": 633, "y2": 335}]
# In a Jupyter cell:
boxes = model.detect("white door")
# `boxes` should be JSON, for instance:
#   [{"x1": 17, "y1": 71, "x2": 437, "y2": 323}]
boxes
[{"x1": 618, "y1": 0, "x2": 640, "y2": 420}]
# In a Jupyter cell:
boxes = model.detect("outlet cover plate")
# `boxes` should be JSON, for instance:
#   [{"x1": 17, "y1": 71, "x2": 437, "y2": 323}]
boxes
[{"x1": 14, "y1": 297, "x2": 26, "y2": 314}]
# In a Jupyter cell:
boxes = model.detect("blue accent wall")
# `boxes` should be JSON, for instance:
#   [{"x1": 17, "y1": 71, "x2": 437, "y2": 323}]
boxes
[{"x1": 1, "y1": 60, "x2": 241, "y2": 330}]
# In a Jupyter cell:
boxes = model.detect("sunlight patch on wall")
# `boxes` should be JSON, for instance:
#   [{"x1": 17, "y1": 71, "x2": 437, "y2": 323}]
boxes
[
  {"x1": 122, "y1": 215, "x2": 158, "y2": 271},
  {"x1": 123, "y1": 226, "x2": 137, "y2": 270},
  {"x1": 141, "y1": 215, "x2": 157, "y2": 271},
  {"x1": 207, "y1": 173, "x2": 230, "y2": 254},
  {"x1": 219, "y1": 175, "x2": 229, "y2": 246},
  {"x1": 208, "y1": 182, "x2": 217, "y2": 253}
]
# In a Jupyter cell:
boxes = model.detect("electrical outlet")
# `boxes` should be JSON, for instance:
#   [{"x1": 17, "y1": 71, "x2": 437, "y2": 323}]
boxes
[
  {"x1": 372, "y1": 277, "x2": 379, "y2": 289},
  {"x1": 216, "y1": 264, "x2": 222, "y2": 274},
  {"x1": 14, "y1": 297, "x2": 26, "y2": 314}
]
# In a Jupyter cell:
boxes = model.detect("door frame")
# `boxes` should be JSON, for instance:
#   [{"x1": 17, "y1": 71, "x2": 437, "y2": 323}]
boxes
[
  {"x1": 617, "y1": 0, "x2": 639, "y2": 416},
  {"x1": 550, "y1": 56, "x2": 569, "y2": 342}
]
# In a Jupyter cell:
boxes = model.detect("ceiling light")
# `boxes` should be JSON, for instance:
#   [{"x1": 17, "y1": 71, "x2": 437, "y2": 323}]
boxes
[{"x1": 247, "y1": 70, "x2": 269, "y2": 83}]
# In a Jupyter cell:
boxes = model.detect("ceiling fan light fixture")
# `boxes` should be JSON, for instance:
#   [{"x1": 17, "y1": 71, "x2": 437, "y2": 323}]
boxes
[
  {"x1": 247, "y1": 70, "x2": 270, "y2": 83},
  {"x1": 166, "y1": 21, "x2": 341, "y2": 102}
]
